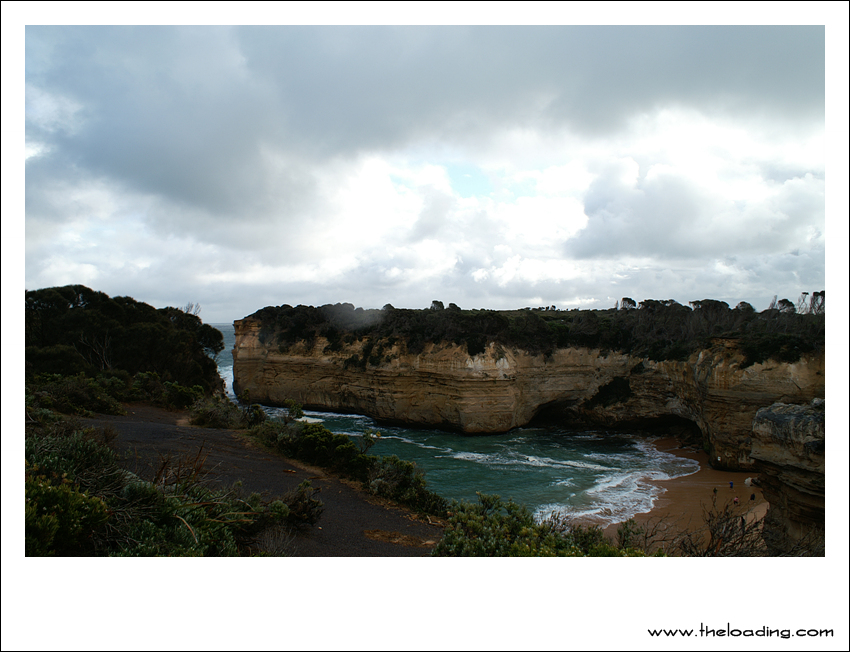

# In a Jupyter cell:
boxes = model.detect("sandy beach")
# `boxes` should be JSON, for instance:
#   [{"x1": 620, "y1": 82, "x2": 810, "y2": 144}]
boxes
[{"x1": 603, "y1": 437, "x2": 768, "y2": 544}]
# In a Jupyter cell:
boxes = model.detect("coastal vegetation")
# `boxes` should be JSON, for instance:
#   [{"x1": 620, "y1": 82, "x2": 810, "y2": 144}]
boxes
[
  {"x1": 433, "y1": 494, "x2": 653, "y2": 556},
  {"x1": 25, "y1": 402, "x2": 320, "y2": 556},
  {"x1": 243, "y1": 407, "x2": 449, "y2": 517},
  {"x1": 26, "y1": 285, "x2": 224, "y2": 392},
  {"x1": 246, "y1": 292, "x2": 824, "y2": 366},
  {"x1": 24, "y1": 285, "x2": 308, "y2": 556}
]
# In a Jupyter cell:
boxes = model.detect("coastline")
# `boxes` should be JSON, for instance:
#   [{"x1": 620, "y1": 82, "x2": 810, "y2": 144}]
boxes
[{"x1": 603, "y1": 437, "x2": 768, "y2": 540}]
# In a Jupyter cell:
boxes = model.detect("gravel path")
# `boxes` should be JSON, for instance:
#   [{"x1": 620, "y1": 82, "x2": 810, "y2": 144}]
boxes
[{"x1": 82, "y1": 405, "x2": 444, "y2": 556}]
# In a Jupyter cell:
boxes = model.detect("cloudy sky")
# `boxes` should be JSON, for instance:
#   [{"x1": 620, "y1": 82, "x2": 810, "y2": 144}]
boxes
[{"x1": 14, "y1": 16, "x2": 845, "y2": 323}]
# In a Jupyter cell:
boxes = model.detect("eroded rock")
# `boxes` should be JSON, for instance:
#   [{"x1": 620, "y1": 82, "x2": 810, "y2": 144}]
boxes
[
  {"x1": 232, "y1": 319, "x2": 824, "y2": 471},
  {"x1": 750, "y1": 400, "x2": 825, "y2": 554}
]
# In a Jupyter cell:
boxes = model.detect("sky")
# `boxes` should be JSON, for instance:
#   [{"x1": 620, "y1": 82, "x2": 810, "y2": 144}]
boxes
[{"x1": 12, "y1": 14, "x2": 845, "y2": 323}]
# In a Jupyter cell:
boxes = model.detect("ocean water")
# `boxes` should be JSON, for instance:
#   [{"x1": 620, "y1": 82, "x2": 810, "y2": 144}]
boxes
[{"x1": 210, "y1": 323, "x2": 698, "y2": 526}]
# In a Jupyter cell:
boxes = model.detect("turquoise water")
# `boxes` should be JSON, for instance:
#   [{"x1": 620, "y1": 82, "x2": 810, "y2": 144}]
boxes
[{"x1": 210, "y1": 323, "x2": 698, "y2": 526}]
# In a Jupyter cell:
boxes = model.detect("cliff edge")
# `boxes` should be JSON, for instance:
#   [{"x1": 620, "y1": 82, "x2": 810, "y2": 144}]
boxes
[{"x1": 232, "y1": 318, "x2": 824, "y2": 471}]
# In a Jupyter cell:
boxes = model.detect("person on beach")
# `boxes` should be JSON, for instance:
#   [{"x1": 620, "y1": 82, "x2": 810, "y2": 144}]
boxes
[
  {"x1": 734, "y1": 496, "x2": 739, "y2": 505},
  {"x1": 750, "y1": 493, "x2": 756, "y2": 502},
  {"x1": 729, "y1": 481, "x2": 733, "y2": 489}
]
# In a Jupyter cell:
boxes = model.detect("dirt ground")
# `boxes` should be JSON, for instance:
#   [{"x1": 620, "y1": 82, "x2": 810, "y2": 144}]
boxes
[{"x1": 82, "y1": 405, "x2": 445, "y2": 556}]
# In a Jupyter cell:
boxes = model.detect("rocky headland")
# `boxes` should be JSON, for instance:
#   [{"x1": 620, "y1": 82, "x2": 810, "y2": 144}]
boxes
[{"x1": 232, "y1": 317, "x2": 824, "y2": 473}]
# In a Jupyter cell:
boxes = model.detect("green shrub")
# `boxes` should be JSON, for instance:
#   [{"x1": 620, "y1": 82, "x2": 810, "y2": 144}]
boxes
[
  {"x1": 163, "y1": 381, "x2": 204, "y2": 409},
  {"x1": 25, "y1": 417, "x2": 314, "y2": 556},
  {"x1": 25, "y1": 427, "x2": 126, "y2": 496},
  {"x1": 278, "y1": 481, "x2": 323, "y2": 526},
  {"x1": 246, "y1": 411, "x2": 446, "y2": 516},
  {"x1": 25, "y1": 462, "x2": 110, "y2": 556},
  {"x1": 244, "y1": 298, "x2": 824, "y2": 365},
  {"x1": 433, "y1": 494, "x2": 564, "y2": 556},
  {"x1": 189, "y1": 395, "x2": 265, "y2": 428},
  {"x1": 366, "y1": 455, "x2": 447, "y2": 515},
  {"x1": 433, "y1": 494, "x2": 647, "y2": 557},
  {"x1": 28, "y1": 373, "x2": 125, "y2": 417}
]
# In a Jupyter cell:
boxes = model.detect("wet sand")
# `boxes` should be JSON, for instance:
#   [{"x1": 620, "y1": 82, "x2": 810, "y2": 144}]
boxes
[{"x1": 603, "y1": 437, "x2": 768, "y2": 540}]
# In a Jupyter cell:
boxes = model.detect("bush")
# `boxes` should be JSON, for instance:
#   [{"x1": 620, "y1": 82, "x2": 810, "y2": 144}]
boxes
[
  {"x1": 278, "y1": 481, "x2": 324, "y2": 526},
  {"x1": 189, "y1": 395, "x2": 266, "y2": 429},
  {"x1": 25, "y1": 462, "x2": 110, "y2": 556},
  {"x1": 432, "y1": 494, "x2": 648, "y2": 557},
  {"x1": 366, "y1": 455, "x2": 447, "y2": 515},
  {"x1": 25, "y1": 416, "x2": 315, "y2": 556},
  {"x1": 246, "y1": 410, "x2": 446, "y2": 516},
  {"x1": 162, "y1": 381, "x2": 204, "y2": 409},
  {"x1": 28, "y1": 373, "x2": 125, "y2": 417}
]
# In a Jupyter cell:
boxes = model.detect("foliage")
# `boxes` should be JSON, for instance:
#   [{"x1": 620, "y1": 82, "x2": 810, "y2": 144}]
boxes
[
  {"x1": 672, "y1": 494, "x2": 768, "y2": 557},
  {"x1": 26, "y1": 370, "x2": 208, "y2": 417},
  {"x1": 26, "y1": 373, "x2": 126, "y2": 417},
  {"x1": 432, "y1": 494, "x2": 649, "y2": 557},
  {"x1": 25, "y1": 462, "x2": 110, "y2": 556},
  {"x1": 246, "y1": 293, "x2": 824, "y2": 367},
  {"x1": 366, "y1": 455, "x2": 448, "y2": 515},
  {"x1": 247, "y1": 415, "x2": 447, "y2": 516},
  {"x1": 26, "y1": 284, "x2": 224, "y2": 392},
  {"x1": 277, "y1": 481, "x2": 324, "y2": 526},
  {"x1": 357, "y1": 429, "x2": 381, "y2": 454},
  {"x1": 24, "y1": 413, "x2": 312, "y2": 556},
  {"x1": 189, "y1": 395, "x2": 266, "y2": 429}
]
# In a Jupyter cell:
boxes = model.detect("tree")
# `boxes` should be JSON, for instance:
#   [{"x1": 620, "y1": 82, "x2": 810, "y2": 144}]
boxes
[
  {"x1": 183, "y1": 302, "x2": 202, "y2": 316},
  {"x1": 673, "y1": 494, "x2": 766, "y2": 557},
  {"x1": 735, "y1": 301, "x2": 755, "y2": 313},
  {"x1": 777, "y1": 299, "x2": 796, "y2": 314},
  {"x1": 430, "y1": 300, "x2": 444, "y2": 311},
  {"x1": 621, "y1": 297, "x2": 636, "y2": 310},
  {"x1": 25, "y1": 285, "x2": 224, "y2": 392}
]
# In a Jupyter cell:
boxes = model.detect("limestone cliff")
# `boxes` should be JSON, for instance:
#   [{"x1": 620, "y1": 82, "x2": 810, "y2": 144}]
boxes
[
  {"x1": 750, "y1": 400, "x2": 825, "y2": 553},
  {"x1": 232, "y1": 318, "x2": 824, "y2": 471}
]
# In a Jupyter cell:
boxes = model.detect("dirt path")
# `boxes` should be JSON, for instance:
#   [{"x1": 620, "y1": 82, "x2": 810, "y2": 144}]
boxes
[{"x1": 82, "y1": 405, "x2": 444, "y2": 556}]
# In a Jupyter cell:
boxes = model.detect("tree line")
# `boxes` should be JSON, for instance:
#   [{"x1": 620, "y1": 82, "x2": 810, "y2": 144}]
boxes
[
  {"x1": 26, "y1": 285, "x2": 225, "y2": 393},
  {"x1": 248, "y1": 292, "x2": 825, "y2": 366}
]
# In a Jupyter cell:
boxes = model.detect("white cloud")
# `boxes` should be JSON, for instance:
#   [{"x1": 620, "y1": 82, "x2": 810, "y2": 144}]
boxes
[{"x1": 20, "y1": 25, "x2": 829, "y2": 321}]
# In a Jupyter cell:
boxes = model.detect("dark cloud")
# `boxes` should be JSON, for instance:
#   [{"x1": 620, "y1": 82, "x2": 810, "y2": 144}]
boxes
[
  {"x1": 26, "y1": 26, "x2": 824, "y2": 217},
  {"x1": 23, "y1": 25, "x2": 827, "y2": 321}
]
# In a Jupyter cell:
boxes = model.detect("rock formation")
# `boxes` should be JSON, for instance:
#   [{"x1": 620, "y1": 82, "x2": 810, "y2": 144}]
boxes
[
  {"x1": 750, "y1": 400, "x2": 825, "y2": 554},
  {"x1": 232, "y1": 318, "x2": 824, "y2": 472}
]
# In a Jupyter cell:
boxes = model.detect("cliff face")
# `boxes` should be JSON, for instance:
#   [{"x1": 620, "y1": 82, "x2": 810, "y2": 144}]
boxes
[
  {"x1": 750, "y1": 400, "x2": 825, "y2": 553},
  {"x1": 232, "y1": 318, "x2": 824, "y2": 470}
]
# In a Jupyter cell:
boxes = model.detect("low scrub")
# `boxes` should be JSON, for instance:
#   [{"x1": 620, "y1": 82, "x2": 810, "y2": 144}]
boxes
[
  {"x1": 25, "y1": 413, "x2": 315, "y2": 556},
  {"x1": 432, "y1": 494, "x2": 651, "y2": 557},
  {"x1": 27, "y1": 371, "x2": 209, "y2": 417},
  {"x1": 248, "y1": 415, "x2": 447, "y2": 517},
  {"x1": 189, "y1": 395, "x2": 266, "y2": 429}
]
